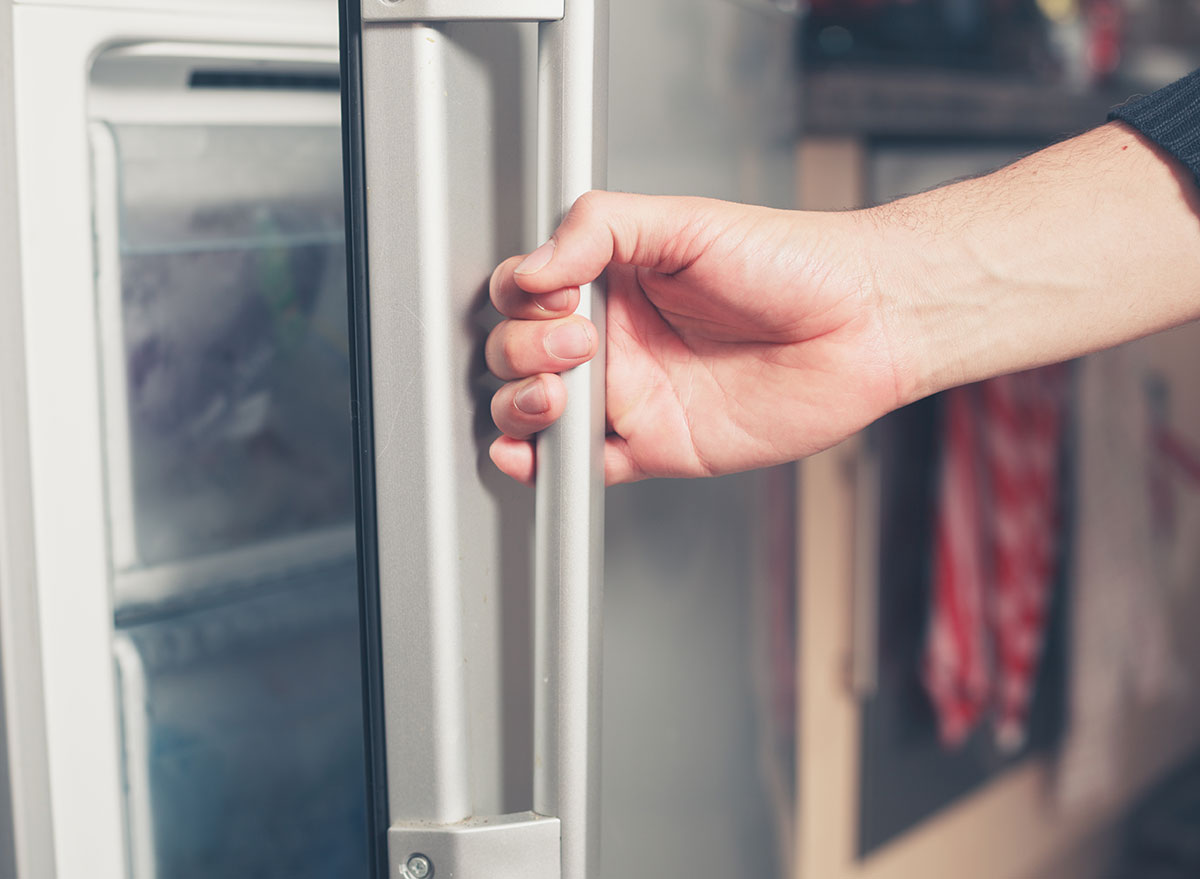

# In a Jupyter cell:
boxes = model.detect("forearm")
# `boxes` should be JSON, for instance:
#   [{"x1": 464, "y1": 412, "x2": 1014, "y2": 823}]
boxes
[{"x1": 870, "y1": 121, "x2": 1200, "y2": 405}]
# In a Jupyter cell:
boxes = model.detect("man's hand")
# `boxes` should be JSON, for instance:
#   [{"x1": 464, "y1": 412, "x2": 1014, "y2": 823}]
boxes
[
  {"x1": 485, "y1": 192, "x2": 910, "y2": 484},
  {"x1": 486, "y1": 124, "x2": 1200, "y2": 485}
]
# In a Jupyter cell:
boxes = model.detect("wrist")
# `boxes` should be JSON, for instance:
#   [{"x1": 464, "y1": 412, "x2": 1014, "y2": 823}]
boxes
[{"x1": 854, "y1": 198, "x2": 966, "y2": 409}]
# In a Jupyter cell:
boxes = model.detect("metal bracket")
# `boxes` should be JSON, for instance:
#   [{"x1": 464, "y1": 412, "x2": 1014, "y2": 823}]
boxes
[
  {"x1": 389, "y1": 813, "x2": 562, "y2": 879},
  {"x1": 362, "y1": 0, "x2": 564, "y2": 22}
]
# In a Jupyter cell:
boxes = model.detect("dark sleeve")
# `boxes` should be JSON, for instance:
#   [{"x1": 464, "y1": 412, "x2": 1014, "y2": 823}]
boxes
[{"x1": 1109, "y1": 69, "x2": 1200, "y2": 188}]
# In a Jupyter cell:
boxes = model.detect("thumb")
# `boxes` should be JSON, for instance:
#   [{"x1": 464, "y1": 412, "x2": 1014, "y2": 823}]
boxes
[{"x1": 511, "y1": 191, "x2": 717, "y2": 293}]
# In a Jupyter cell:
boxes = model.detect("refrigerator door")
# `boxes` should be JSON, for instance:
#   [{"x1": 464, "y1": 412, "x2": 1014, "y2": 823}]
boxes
[
  {"x1": 346, "y1": 1, "x2": 798, "y2": 878},
  {"x1": 343, "y1": 1, "x2": 606, "y2": 877}
]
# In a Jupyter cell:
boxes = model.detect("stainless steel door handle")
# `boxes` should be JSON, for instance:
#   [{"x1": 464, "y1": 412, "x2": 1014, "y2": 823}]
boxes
[
  {"x1": 532, "y1": 7, "x2": 608, "y2": 879},
  {"x1": 358, "y1": 3, "x2": 608, "y2": 878}
]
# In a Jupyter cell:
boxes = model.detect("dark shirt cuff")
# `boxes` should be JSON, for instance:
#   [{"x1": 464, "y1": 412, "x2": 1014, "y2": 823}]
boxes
[{"x1": 1110, "y1": 69, "x2": 1200, "y2": 189}]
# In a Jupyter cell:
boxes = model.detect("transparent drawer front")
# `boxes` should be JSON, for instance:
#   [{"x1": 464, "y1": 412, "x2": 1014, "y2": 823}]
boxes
[
  {"x1": 98, "y1": 123, "x2": 353, "y2": 571},
  {"x1": 91, "y1": 114, "x2": 366, "y2": 878},
  {"x1": 115, "y1": 569, "x2": 367, "y2": 879}
]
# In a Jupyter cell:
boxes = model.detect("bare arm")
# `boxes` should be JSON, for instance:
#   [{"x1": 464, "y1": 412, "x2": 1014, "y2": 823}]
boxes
[
  {"x1": 881, "y1": 121, "x2": 1200, "y2": 404},
  {"x1": 484, "y1": 122, "x2": 1200, "y2": 484}
]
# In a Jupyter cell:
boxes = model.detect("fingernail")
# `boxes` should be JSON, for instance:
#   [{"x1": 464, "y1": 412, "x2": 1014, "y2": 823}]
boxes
[
  {"x1": 515, "y1": 239, "x2": 555, "y2": 275},
  {"x1": 514, "y1": 380, "x2": 549, "y2": 414},
  {"x1": 546, "y1": 322, "x2": 592, "y2": 360},
  {"x1": 534, "y1": 289, "x2": 570, "y2": 312}
]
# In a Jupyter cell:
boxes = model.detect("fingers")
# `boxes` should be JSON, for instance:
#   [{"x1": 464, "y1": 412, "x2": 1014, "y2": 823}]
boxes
[
  {"x1": 489, "y1": 435, "x2": 536, "y2": 485},
  {"x1": 603, "y1": 435, "x2": 646, "y2": 485},
  {"x1": 489, "y1": 433, "x2": 649, "y2": 487},
  {"x1": 488, "y1": 190, "x2": 720, "y2": 486},
  {"x1": 506, "y1": 191, "x2": 719, "y2": 295},
  {"x1": 491, "y1": 374, "x2": 566, "y2": 439},
  {"x1": 485, "y1": 315, "x2": 598, "y2": 382}
]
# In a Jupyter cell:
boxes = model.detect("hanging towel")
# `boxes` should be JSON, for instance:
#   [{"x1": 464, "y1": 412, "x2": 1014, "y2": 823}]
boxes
[
  {"x1": 923, "y1": 383, "x2": 992, "y2": 748},
  {"x1": 922, "y1": 364, "x2": 1070, "y2": 751},
  {"x1": 984, "y1": 366, "x2": 1069, "y2": 751}
]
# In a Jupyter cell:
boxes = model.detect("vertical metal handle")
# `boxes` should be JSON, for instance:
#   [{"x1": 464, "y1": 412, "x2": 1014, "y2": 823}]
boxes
[{"x1": 533, "y1": 5, "x2": 608, "y2": 879}]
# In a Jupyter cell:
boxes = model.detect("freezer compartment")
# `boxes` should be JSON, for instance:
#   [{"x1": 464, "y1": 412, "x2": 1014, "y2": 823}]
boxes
[
  {"x1": 86, "y1": 46, "x2": 367, "y2": 878},
  {"x1": 93, "y1": 120, "x2": 353, "y2": 580},
  {"x1": 114, "y1": 563, "x2": 366, "y2": 879}
]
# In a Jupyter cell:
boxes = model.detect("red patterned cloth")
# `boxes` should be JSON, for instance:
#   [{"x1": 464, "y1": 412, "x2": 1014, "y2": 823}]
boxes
[{"x1": 923, "y1": 365, "x2": 1070, "y2": 751}]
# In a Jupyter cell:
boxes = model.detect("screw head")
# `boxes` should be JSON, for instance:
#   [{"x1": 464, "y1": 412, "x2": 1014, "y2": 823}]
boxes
[{"x1": 406, "y1": 854, "x2": 432, "y2": 879}]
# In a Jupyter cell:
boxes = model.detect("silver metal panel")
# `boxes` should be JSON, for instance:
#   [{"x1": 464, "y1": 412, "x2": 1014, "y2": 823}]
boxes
[
  {"x1": 598, "y1": 2, "x2": 799, "y2": 877},
  {"x1": 363, "y1": 0, "x2": 562, "y2": 22},
  {"x1": 389, "y1": 813, "x2": 560, "y2": 879},
  {"x1": 607, "y1": 0, "x2": 797, "y2": 206},
  {"x1": 531, "y1": 5, "x2": 607, "y2": 879},
  {"x1": 360, "y1": 18, "x2": 537, "y2": 824},
  {"x1": 0, "y1": 0, "x2": 56, "y2": 874},
  {"x1": 601, "y1": 474, "x2": 791, "y2": 879}
]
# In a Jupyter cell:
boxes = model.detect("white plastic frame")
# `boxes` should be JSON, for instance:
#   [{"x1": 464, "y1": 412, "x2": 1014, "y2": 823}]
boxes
[{"x1": 10, "y1": 3, "x2": 338, "y2": 877}]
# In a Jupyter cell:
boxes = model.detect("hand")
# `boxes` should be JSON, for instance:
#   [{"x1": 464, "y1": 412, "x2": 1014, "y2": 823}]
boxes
[
  {"x1": 488, "y1": 126, "x2": 1200, "y2": 485},
  {"x1": 485, "y1": 191, "x2": 910, "y2": 484}
]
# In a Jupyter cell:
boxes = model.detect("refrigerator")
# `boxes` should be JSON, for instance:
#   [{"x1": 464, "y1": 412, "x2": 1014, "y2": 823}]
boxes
[{"x1": 0, "y1": 0, "x2": 801, "y2": 877}]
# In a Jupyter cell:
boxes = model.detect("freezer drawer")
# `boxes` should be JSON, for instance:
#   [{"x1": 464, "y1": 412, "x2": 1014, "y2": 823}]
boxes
[
  {"x1": 114, "y1": 566, "x2": 366, "y2": 879},
  {"x1": 92, "y1": 120, "x2": 353, "y2": 582}
]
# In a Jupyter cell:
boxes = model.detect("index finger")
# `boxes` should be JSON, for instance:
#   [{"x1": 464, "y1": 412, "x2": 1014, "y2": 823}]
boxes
[{"x1": 505, "y1": 190, "x2": 725, "y2": 294}]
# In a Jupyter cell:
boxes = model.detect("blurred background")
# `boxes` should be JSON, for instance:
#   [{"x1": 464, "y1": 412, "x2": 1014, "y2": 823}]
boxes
[
  {"x1": 792, "y1": 3, "x2": 1200, "y2": 878},
  {"x1": 3, "y1": 1, "x2": 1200, "y2": 878}
]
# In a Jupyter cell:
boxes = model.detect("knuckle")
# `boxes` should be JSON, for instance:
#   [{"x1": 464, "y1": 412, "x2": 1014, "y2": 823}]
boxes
[{"x1": 571, "y1": 189, "x2": 605, "y2": 221}]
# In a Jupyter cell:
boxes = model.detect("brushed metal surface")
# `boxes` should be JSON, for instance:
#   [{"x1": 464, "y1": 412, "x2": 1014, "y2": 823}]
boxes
[
  {"x1": 360, "y1": 19, "x2": 537, "y2": 825},
  {"x1": 361, "y1": 6, "x2": 607, "y2": 876},
  {"x1": 600, "y1": 2, "x2": 799, "y2": 876}
]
